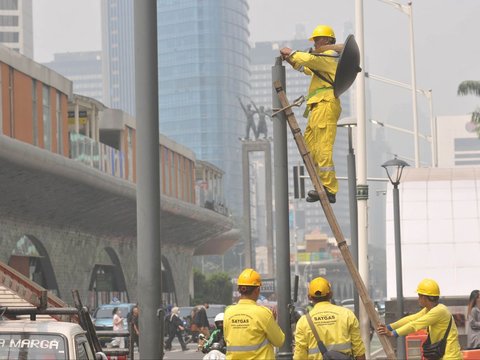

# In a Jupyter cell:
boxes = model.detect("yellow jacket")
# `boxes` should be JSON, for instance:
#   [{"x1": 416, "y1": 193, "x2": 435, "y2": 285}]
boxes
[
  {"x1": 224, "y1": 299, "x2": 285, "y2": 360},
  {"x1": 290, "y1": 50, "x2": 338, "y2": 105},
  {"x1": 294, "y1": 301, "x2": 365, "y2": 360},
  {"x1": 389, "y1": 304, "x2": 462, "y2": 359}
]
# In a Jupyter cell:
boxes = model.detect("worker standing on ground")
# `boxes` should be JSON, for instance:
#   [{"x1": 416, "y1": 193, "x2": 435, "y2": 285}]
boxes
[
  {"x1": 294, "y1": 276, "x2": 366, "y2": 360},
  {"x1": 377, "y1": 278, "x2": 462, "y2": 359},
  {"x1": 224, "y1": 268, "x2": 285, "y2": 359},
  {"x1": 280, "y1": 25, "x2": 341, "y2": 204}
]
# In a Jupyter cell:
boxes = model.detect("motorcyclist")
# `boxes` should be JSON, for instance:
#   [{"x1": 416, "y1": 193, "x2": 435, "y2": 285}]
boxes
[{"x1": 202, "y1": 312, "x2": 226, "y2": 354}]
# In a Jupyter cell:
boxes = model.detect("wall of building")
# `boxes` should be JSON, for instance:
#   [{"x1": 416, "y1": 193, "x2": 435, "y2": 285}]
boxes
[
  {"x1": 0, "y1": 216, "x2": 195, "y2": 307},
  {"x1": 386, "y1": 167, "x2": 480, "y2": 298}
]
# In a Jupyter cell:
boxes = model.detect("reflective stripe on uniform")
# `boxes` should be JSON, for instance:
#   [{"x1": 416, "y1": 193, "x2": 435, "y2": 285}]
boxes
[
  {"x1": 303, "y1": 87, "x2": 334, "y2": 118},
  {"x1": 307, "y1": 341, "x2": 352, "y2": 355},
  {"x1": 227, "y1": 338, "x2": 269, "y2": 352}
]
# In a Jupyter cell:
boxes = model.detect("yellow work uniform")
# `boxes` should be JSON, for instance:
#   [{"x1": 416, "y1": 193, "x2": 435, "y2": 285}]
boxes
[
  {"x1": 294, "y1": 301, "x2": 365, "y2": 360},
  {"x1": 290, "y1": 50, "x2": 341, "y2": 194},
  {"x1": 224, "y1": 299, "x2": 285, "y2": 360},
  {"x1": 389, "y1": 303, "x2": 462, "y2": 359}
]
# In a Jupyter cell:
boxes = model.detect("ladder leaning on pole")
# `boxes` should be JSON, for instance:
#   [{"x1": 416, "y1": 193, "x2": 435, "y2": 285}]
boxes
[{"x1": 273, "y1": 79, "x2": 396, "y2": 360}]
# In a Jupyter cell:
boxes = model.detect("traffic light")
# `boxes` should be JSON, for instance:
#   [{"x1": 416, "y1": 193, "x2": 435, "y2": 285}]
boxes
[{"x1": 293, "y1": 165, "x2": 305, "y2": 199}]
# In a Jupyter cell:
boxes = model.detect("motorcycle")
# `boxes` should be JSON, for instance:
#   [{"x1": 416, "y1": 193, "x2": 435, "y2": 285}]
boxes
[{"x1": 202, "y1": 342, "x2": 226, "y2": 360}]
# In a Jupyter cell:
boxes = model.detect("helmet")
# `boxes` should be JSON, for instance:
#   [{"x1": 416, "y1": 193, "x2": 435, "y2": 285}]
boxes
[
  {"x1": 309, "y1": 25, "x2": 336, "y2": 41},
  {"x1": 214, "y1": 312, "x2": 224, "y2": 323},
  {"x1": 308, "y1": 277, "x2": 331, "y2": 298},
  {"x1": 417, "y1": 278, "x2": 440, "y2": 296},
  {"x1": 237, "y1": 268, "x2": 262, "y2": 286}
]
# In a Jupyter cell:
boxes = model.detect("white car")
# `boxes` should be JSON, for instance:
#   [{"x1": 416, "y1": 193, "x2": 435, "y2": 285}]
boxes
[{"x1": 0, "y1": 319, "x2": 106, "y2": 359}]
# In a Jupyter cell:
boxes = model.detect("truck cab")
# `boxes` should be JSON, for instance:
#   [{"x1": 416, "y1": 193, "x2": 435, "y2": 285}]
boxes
[{"x1": 0, "y1": 319, "x2": 104, "y2": 359}]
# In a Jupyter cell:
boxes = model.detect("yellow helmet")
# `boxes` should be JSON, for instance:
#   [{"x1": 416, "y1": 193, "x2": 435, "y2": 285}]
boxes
[
  {"x1": 308, "y1": 277, "x2": 331, "y2": 298},
  {"x1": 309, "y1": 25, "x2": 336, "y2": 41},
  {"x1": 417, "y1": 278, "x2": 440, "y2": 296},
  {"x1": 237, "y1": 268, "x2": 262, "y2": 286}
]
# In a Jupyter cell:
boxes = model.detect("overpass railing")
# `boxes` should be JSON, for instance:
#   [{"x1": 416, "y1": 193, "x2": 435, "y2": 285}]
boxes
[{"x1": 69, "y1": 133, "x2": 126, "y2": 180}]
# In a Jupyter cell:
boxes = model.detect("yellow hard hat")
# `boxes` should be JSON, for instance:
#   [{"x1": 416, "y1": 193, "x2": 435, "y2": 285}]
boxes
[
  {"x1": 237, "y1": 268, "x2": 262, "y2": 286},
  {"x1": 309, "y1": 25, "x2": 336, "y2": 41},
  {"x1": 308, "y1": 277, "x2": 331, "y2": 298},
  {"x1": 417, "y1": 278, "x2": 440, "y2": 296}
]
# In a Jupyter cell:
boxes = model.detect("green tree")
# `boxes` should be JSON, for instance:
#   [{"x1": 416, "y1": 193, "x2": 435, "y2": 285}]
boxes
[
  {"x1": 458, "y1": 80, "x2": 480, "y2": 135},
  {"x1": 192, "y1": 269, "x2": 233, "y2": 305}
]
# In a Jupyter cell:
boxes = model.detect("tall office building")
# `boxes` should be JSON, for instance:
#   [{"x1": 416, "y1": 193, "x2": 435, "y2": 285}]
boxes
[
  {"x1": 0, "y1": 0, "x2": 33, "y2": 59},
  {"x1": 157, "y1": 0, "x2": 250, "y2": 214},
  {"x1": 101, "y1": 0, "x2": 250, "y2": 214},
  {"x1": 101, "y1": 0, "x2": 135, "y2": 115},
  {"x1": 43, "y1": 51, "x2": 103, "y2": 102}
]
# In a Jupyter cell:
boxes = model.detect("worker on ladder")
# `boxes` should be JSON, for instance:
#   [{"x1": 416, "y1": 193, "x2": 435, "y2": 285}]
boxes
[{"x1": 280, "y1": 25, "x2": 341, "y2": 204}]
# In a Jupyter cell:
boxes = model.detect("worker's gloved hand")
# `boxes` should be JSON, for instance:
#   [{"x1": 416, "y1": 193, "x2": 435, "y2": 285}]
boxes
[{"x1": 280, "y1": 47, "x2": 292, "y2": 59}]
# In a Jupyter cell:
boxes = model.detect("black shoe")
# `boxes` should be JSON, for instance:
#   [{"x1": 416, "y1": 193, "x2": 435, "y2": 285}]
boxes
[{"x1": 306, "y1": 189, "x2": 336, "y2": 204}]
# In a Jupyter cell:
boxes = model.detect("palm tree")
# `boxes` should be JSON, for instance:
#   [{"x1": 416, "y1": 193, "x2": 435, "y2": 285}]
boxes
[{"x1": 458, "y1": 81, "x2": 480, "y2": 132}]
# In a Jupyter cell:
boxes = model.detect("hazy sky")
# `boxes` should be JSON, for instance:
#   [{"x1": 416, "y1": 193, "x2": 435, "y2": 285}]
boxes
[{"x1": 33, "y1": 0, "x2": 479, "y2": 126}]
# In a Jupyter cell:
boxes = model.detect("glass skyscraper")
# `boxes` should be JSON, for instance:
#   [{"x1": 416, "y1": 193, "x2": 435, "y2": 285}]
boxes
[
  {"x1": 157, "y1": 0, "x2": 250, "y2": 213},
  {"x1": 102, "y1": 0, "x2": 250, "y2": 214},
  {"x1": 101, "y1": 0, "x2": 135, "y2": 116}
]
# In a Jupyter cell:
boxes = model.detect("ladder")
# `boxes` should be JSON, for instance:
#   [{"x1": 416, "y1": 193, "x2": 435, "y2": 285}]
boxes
[{"x1": 274, "y1": 80, "x2": 396, "y2": 360}]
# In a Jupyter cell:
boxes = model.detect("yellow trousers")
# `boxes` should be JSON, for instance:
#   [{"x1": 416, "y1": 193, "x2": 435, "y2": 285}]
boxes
[{"x1": 304, "y1": 99, "x2": 341, "y2": 194}]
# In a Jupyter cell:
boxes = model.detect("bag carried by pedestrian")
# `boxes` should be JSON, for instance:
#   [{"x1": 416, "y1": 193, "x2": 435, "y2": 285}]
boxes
[
  {"x1": 305, "y1": 313, "x2": 353, "y2": 360},
  {"x1": 422, "y1": 317, "x2": 452, "y2": 360}
]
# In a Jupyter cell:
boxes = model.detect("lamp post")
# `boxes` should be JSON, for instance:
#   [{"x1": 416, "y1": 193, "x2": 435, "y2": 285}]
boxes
[
  {"x1": 378, "y1": 0, "x2": 420, "y2": 168},
  {"x1": 337, "y1": 117, "x2": 359, "y2": 319},
  {"x1": 382, "y1": 157, "x2": 409, "y2": 360},
  {"x1": 365, "y1": 72, "x2": 436, "y2": 167}
]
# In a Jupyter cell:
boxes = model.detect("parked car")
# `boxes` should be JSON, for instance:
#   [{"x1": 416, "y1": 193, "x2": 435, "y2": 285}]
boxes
[{"x1": 92, "y1": 302, "x2": 136, "y2": 346}]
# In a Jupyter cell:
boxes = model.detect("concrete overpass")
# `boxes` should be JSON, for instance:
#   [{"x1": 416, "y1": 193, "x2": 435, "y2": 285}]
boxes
[{"x1": 0, "y1": 134, "x2": 238, "y2": 307}]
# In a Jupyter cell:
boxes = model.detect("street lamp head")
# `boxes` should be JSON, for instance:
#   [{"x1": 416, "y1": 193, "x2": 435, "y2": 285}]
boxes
[{"x1": 382, "y1": 157, "x2": 410, "y2": 186}]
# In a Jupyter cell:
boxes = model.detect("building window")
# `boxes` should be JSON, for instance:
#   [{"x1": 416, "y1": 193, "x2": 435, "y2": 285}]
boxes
[
  {"x1": 42, "y1": 85, "x2": 51, "y2": 150},
  {"x1": 56, "y1": 92, "x2": 62, "y2": 154},
  {"x1": 0, "y1": 15, "x2": 18, "y2": 26},
  {"x1": 0, "y1": 0, "x2": 18, "y2": 10},
  {"x1": 0, "y1": 31, "x2": 19, "y2": 43},
  {"x1": 32, "y1": 80, "x2": 38, "y2": 145},
  {"x1": 8, "y1": 66, "x2": 13, "y2": 137}
]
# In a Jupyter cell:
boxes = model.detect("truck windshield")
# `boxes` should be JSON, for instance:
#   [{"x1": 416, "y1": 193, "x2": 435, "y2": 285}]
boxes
[{"x1": 0, "y1": 333, "x2": 67, "y2": 360}]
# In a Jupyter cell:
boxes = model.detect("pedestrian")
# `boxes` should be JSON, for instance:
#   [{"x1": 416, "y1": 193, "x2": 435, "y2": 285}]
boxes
[
  {"x1": 129, "y1": 306, "x2": 140, "y2": 349},
  {"x1": 165, "y1": 307, "x2": 187, "y2": 351},
  {"x1": 377, "y1": 278, "x2": 462, "y2": 359},
  {"x1": 467, "y1": 289, "x2": 480, "y2": 349},
  {"x1": 111, "y1": 307, "x2": 125, "y2": 348},
  {"x1": 293, "y1": 276, "x2": 365, "y2": 360},
  {"x1": 194, "y1": 302, "x2": 210, "y2": 349},
  {"x1": 280, "y1": 25, "x2": 341, "y2": 204},
  {"x1": 224, "y1": 268, "x2": 285, "y2": 359}
]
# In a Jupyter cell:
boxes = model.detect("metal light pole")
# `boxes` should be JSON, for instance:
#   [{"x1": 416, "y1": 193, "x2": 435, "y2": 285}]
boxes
[
  {"x1": 354, "y1": 0, "x2": 371, "y2": 353},
  {"x1": 337, "y1": 117, "x2": 359, "y2": 319},
  {"x1": 382, "y1": 157, "x2": 409, "y2": 360},
  {"x1": 272, "y1": 57, "x2": 293, "y2": 359},
  {"x1": 134, "y1": 1, "x2": 162, "y2": 358},
  {"x1": 378, "y1": 0, "x2": 420, "y2": 168},
  {"x1": 365, "y1": 72, "x2": 436, "y2": 167}
]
